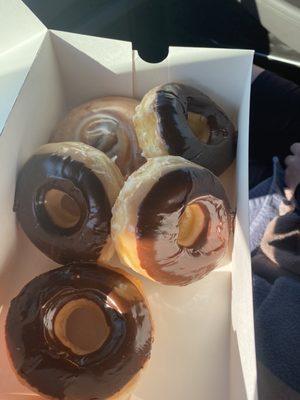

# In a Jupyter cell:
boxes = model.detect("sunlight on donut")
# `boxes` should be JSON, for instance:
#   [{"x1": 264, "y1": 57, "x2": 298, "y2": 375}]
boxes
[
  {"x1": 44, "y1": 189, "x2": 81, "y2": 229},
  {"x1": 178, "y1": 203, "x2": 206, "y2": 247},
  {"x1": 188, "y1": 112, "x2": 210, "y2": 143}
]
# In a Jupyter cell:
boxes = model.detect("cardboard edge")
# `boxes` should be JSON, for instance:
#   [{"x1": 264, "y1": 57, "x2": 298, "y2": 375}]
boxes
[
  {"x1": 50, "y1": 29, "x2": 133, "y2": 47},
  {"x1": 229, "y1": 50, "x2": 258, "y2": 400},
  {"x1": 168, "y1": 45, "x2": 255, "y2": 57},
  {"x1": 48, "y1": 31, "x2": 71, "y2": 108}
]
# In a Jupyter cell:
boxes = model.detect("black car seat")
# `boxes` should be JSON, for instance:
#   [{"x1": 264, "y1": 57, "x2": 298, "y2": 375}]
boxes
[{"x1": 239, "y1": 0, "x2": 300, "y2": 53}]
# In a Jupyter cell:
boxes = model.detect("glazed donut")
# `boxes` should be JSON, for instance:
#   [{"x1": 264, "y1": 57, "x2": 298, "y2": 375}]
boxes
[
  {"x1": 13, "y1": 142, "x2": 123, "y2": 264},
  {"x1": 5, "y1": 262, "x2": 153, "y2": 400},
  {"x1": 112, "y1": 156, "x2": 232, "y2": 286},
  {"x1": 133, "y1": 83, "x2": 236, "y2": 176},
  {"x1": 51, "y1": 97, "x2": 144, "y2": 177}
]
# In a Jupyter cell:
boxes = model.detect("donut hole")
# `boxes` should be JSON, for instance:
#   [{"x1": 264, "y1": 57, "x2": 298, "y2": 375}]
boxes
[
  {"x1": 44, "y1": 189, "x2": 81, "y2": 229},
  {"x1": 54, "y1": 299, "x2": 110, "y2": 356},
  {"x1": 187, "y1": 112, "x2": 210, "y2": 144},
  {"x1": 178, "y1": 203, "x2": 206, "y2": 247}
]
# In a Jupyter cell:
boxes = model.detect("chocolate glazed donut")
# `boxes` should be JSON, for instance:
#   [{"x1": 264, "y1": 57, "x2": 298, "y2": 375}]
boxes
[
  {"x1": 51, "y1": 97, "x2": 145, "y2": 178},
  {"x1": 14, "y1": 142, "x2": 124, "y2": 264},
  {"x1": 112, "y1": 156, "x2": 232, "y2": 286},
  {"x1": 5, "y1": 263, "x2": 153, "y2": 400},
  {"x1": 133, "y1": 83, "x2": 236, "y2": 176}
]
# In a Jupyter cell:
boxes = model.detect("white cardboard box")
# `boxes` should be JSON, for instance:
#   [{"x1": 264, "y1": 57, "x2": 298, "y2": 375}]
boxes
[{"x1": 0, "y1": 1, "x2": 257, "y2": 399}]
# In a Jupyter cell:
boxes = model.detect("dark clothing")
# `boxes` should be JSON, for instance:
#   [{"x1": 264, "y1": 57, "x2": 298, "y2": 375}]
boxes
[
  {"x1": 249, "y1": 69, "x2": 300, "y2": 209},
  {"x1": 254, "y1": 275, "x2": 300, "y2": 394},
  {"x1": 250, "y1": 70, "x2": 300, "y2": 166},
  {"x1": 250, "y1": 71, "x2": 300, "y2": 396},
  {"x1": 296, "y1": 184, "x2": 300, "y2": 215}
]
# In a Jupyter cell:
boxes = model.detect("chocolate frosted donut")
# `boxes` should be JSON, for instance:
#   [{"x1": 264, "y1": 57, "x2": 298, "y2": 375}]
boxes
[
  {"x1": 5, "y1": 263, "x2": 153, "y2": 400},
  {"x1": 51, "y1": 97, "x2": 144, "y2": 177},
  {"x1": 133, "y1": 83, "x2": 236, "y2": 176},
  {"x1": 112, "y1": 156, "x2": 232, "y2": 286},
  {"x1": 14, "y1": 142, "x2": 123, "y2": 264}
]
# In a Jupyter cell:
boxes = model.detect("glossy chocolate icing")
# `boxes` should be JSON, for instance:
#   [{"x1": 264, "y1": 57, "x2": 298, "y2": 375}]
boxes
[
  {"x1": 5, "y1": 263, "x2": 152, "y2": 400},
  {"x1": 154, "y1": 83, "x2": 236, "y2": 175},
  {"x1": 13, "y1": 152, "x2": 111, "y2": 264},
  {"x1": 136, "y1": 167, "x2": 231, "y2": 285}
]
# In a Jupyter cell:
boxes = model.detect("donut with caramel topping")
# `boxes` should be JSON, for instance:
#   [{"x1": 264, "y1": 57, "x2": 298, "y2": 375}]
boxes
[
  {"x1": 111, "y1": 156, "x2": 232, "y2": 286},
  {"x1": 51, "y1": 97, "x2": 144, "y2": 178},
  {"x1": 133, "y1": 83, "x2": 236, "y2": 176},
  {"x1": 13, "y1": 142, "x2": 123, "y2": 264},
  {"x1": 5, "y1": 262, "x2": 153, "y2": 400}
]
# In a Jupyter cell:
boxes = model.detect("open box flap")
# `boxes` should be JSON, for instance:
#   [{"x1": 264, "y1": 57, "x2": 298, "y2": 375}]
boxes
[
  {"x1": 50, "y1": 30, "x2": 133, "y2": 107},
  {"x1": 0, "y1": 0, "x2": 46, "y2": 135},
  {"x1": 0, "y1": 0, "x2": 46, "y2": 55},
  {"x1": 0, "y1": 32, "x2": 46, "y2": 136}
]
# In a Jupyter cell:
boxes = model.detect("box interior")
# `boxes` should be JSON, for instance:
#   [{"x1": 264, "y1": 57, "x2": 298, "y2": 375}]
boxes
[{"x1": 0, "y1": 29, "x2": 255, "y2": 400}]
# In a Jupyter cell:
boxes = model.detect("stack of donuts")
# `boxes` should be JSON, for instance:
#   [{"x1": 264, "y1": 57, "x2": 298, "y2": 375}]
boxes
[{"x1": 6, "y1": 83, "x2": 236, "y2": 400}]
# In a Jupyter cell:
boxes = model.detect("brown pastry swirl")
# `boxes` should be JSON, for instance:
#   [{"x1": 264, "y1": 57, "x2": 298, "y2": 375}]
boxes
[
  {"x1": 5, "y1": 262, "x2": 153, "y2": 400},
  {"x1": 112, "y1": 156, "x2": 232, "y2": 286},
  {"x1": 51, "y1": 97, "x2": 144, "y2": 178},
  {"x1": 133, "y1": 83, "x2": 236, "y2": 176},
  {"x1": 13, "y1": 142, "x2": 123, "y2": 264}
]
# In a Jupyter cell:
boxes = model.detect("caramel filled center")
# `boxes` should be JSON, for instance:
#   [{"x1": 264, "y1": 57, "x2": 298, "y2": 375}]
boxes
[
  {"x1": 54, "y1": 299, "x2": 110, "y2": 355},
  {"x1": 44, "y1": 189, "x2": 81, "y2": 229},
  {"x1": 188, "y1": 112, "x2": 210, "y2": 143},
  {"x1": 178, "y1": 203, "x2": 206, "y2": 247}
]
